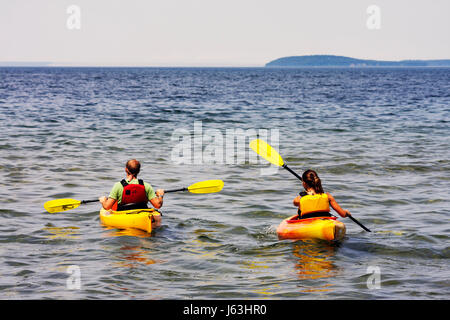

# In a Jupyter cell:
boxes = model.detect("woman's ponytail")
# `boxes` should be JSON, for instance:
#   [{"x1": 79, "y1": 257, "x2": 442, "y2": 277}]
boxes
[{"x1": 302, "y1": 169, "x2": 324, "y2": 194}]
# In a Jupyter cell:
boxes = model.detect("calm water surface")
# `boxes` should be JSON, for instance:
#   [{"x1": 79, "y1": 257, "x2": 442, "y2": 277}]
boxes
[{"x1": 0, "y1": 67, "x2": 449, "y2": 299}]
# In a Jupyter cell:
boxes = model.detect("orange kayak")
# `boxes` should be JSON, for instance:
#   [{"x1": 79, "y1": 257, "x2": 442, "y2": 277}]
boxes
[{"x1": 277, "y1": 215, "x2": 346, "y2": 241}]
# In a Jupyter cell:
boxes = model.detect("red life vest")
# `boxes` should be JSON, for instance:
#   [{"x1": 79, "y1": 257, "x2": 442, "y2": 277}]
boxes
[{"x1": 116, "y1": 179, "x2": 148, "y2": 211}]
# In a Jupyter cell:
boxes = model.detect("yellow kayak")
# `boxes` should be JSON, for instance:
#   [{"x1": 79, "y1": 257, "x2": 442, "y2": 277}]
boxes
[
  {"x1": 277, "y1": 215, "x2": 346, "y2": 241},
  {"x1": 99, "y1": 208, "x2": 161, "y2": 233}
]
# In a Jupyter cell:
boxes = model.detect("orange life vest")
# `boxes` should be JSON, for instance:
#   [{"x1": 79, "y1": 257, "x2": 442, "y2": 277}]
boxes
[{"x1": 299, "y1": 193, "x2": 330, "y2": 217}]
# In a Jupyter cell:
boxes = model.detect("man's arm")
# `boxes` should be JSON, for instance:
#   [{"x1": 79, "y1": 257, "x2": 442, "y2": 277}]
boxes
[
  {"x1": 150, "y1": 189, "x2": 164, "y2": 209},
  {"x1": 99, "y1": 182, "x2": 120, "y2": 210},
  {"x1": 99, "y1": 196, "x2": 116, "y2": 210}
]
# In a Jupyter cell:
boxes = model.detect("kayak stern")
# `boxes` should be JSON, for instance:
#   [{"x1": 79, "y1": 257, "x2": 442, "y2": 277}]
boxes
[
  {"x1": 277, "y1": 215, "x2": 346, "y2": 241},
  {"x1": 99, "y1": 208, "x2": 161, "y2": 233}
]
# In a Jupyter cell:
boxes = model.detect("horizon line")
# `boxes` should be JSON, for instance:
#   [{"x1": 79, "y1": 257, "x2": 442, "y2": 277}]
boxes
[
  {"x1": 1, "y1": 54, "x2": 449, "y2": 68},
  {"x1": 1, "y1": 64, "x2": 449, "y2": 68}
]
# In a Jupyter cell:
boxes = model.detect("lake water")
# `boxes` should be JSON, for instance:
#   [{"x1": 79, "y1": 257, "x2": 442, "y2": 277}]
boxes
[{"x1": 0, "y1": 67, "x2": 449, "y2": 299}]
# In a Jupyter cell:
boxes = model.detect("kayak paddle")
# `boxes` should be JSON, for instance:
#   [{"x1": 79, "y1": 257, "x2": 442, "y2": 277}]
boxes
[
  {"x1": 249, "y1": 139, "x2": 371, "y2": 232},
  {"x1": 249, "y1": 139, "x2": 303, "y2": 181},
  {"x1": 347, "y1": 215, "x2": 371, "y2": 232},
  {"x1": 44, "y1": 198, "x2": 98, "y2": 213},
  {"x1": 44, "y1": 179, "x2": 224, "y2": 213},
  {"x1": 164, "y1": 179, "x2": 224, "y2": 194}
]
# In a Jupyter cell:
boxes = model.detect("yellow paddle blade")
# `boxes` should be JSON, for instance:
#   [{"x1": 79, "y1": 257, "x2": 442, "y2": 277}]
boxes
[
  {"x1": 187, "y1": 180, "x2": 224, "y2": 194},
  {"x1": 249, "y1": 139, "x2": 285, "y2": 167},
  {"x1": 44, "y1": 198, "x2": 82, "y2": 213}
]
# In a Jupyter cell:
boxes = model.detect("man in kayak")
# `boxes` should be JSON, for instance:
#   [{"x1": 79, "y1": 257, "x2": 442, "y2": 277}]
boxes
[
  {"x1": 293, "y1": 169, "x2": 351, "y2": 219},
  {"x1": 99, "y1": 159, "x2": 164, "y2": 225}
]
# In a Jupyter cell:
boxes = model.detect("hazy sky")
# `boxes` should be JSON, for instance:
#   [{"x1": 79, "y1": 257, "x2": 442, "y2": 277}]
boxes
[{"x1": 0, "y1": 0, "x2": 449, "y2": 66}]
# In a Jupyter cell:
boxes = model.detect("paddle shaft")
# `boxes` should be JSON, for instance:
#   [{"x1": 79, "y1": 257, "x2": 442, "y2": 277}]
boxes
[
  {"x1": 164, "y1": 187, "x2": 187, "y2": 193},
  {"x1": 81, "y1": 199, "x2": 99, "y2": 204},
  {"x1": 348, "y1": 215, "x2": 371, "y2": 232},
  {"x1": 82, "y1": 189, "x2": 184, "y2": 210},
  {"x1": 110, "y1": 188, "x2": 186, "y2": 209},
  {"x1": 109, "y1": 186, "x2": 198, "y2": 209},
  {"x1": 45, "y1": 179, "x2": 223, "y2": 214},
  {"x1": 283, "y1": 164, "x2": 303, "y2": 181}
]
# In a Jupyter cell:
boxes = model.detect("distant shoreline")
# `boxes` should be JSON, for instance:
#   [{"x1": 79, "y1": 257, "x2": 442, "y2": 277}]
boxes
[
  {"x1": 1, "y1": 65, "x2": 450, "y2": 69},
  {"x1": 1, "y1": 59, "x2": 450, "y2": 69},
  {"x1": 265, "y1": 55, "x2": 450, "y2": 68},
  {"x1": 0, "y1": 62, "x2": 52, "y2": 67}
]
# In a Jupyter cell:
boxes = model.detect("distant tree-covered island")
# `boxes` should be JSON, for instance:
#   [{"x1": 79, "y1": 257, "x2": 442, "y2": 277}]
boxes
[{"x1": 265, "y1": 55, "x2": 450, "y2": 67}]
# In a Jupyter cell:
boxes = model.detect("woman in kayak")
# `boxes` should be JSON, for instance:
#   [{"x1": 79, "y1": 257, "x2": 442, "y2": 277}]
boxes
[{"x1": 293, "y1": 169, "x2": 351, "y2": 219}]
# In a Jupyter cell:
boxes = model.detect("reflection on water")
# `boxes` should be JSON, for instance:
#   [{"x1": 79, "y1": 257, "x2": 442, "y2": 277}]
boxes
[
  {"x1": 43, "y1": 226, "x2": 80, "y2": 240},
  {"x1": 114, "y1": 246, "x2": 165, "y2": 268},
  {"x1": 182, "y1": 229, "x2": 224, "y2": 259},
  {"x1": 292, "y1": 240, "x2": 341, "y2": 293},
  {"x1": 375, "y1": 230, "x2": 405, "y2": 236},
  {"x1": 100, "y1": 226, "x2": 165, "y2": 268},
  {"x1": 101, "y1": 226, "x2": 153, "y2": 238}
]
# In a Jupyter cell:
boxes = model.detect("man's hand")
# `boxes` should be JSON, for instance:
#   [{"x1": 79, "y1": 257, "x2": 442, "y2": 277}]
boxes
[{"x1": 156, "y1": 189, "x2": 165, "y2": 197}]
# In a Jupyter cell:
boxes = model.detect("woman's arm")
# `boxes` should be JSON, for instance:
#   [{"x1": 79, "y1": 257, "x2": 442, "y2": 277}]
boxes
[
  {"x1": 293, "y1": 195, "x2": 301, "y2": 208},
  {"x1": 327, "y1": 192, "x2": 351, "y2": 218}
]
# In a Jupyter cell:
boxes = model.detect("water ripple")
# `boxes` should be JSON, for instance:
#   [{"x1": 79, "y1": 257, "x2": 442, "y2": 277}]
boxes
[{"x1": 0, "y1": 67, "x2": 448, "y2": 299}]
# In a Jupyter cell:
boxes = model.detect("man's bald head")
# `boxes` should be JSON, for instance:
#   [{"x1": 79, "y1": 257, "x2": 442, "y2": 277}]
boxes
[{"x1": 125, "y1": 159, "x2": 141, "y2": 176}]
